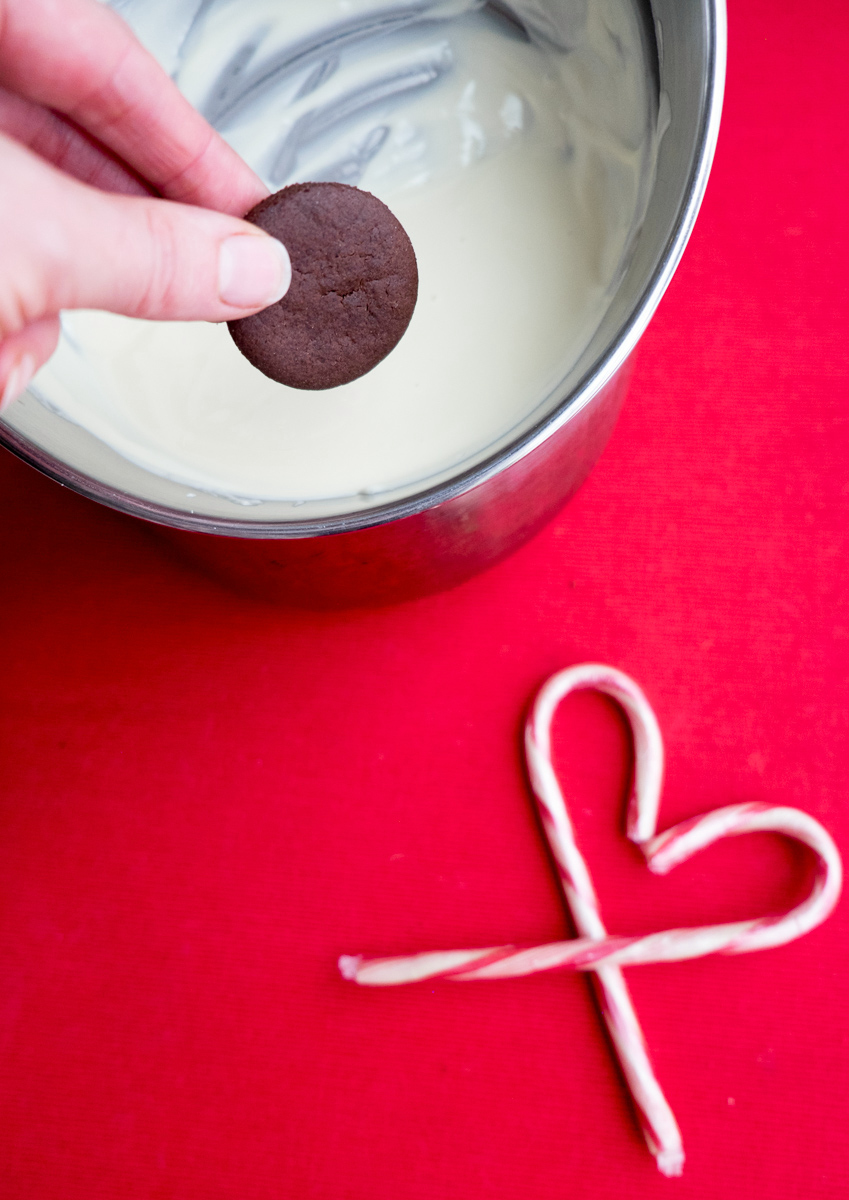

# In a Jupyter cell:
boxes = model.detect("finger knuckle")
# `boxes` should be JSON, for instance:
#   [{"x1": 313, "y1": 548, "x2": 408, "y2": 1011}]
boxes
[{"x1": 128, "y1": 202, "x2": 182, "y2": 318}]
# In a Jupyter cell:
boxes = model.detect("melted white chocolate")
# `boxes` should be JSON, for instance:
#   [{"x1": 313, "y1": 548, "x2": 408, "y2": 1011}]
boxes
[{"x1": 32, "y1": 0, "x2": 656, "y2": 502}]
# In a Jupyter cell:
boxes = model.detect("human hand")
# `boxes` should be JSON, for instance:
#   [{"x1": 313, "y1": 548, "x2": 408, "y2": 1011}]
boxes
[{"x1": 0, "y1": 0, "x2": 291, "y2": 410}]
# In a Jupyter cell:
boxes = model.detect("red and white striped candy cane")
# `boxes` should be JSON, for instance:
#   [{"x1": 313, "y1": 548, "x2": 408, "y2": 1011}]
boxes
[
  {"x1": 527, "y1": 664, "x2": 685, "y2": 1175},
  {"x1": 339, "y1": 665, "x2": 843, "y2": 1176}
]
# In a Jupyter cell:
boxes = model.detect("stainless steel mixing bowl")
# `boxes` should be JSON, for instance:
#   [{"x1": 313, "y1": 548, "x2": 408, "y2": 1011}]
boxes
[{"x1": 0, "y1": 0, "x2": 726, "y2": 606}]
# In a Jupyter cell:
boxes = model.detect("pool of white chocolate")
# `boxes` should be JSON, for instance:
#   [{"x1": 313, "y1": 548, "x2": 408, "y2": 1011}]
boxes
[{"x1": 31, "y1": 0, "x2": 656, "y2": 503}]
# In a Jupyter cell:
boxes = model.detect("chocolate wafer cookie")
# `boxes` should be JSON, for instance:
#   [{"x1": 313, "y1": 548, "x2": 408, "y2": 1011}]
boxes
[{"x1": 228, "y1": 182, "x2": 418, "y2": 390}]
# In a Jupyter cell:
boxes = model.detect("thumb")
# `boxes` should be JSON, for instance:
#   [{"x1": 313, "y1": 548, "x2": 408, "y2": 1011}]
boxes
[{"x1": 0, "y1": 136, "x2": 289, "y2": 399}]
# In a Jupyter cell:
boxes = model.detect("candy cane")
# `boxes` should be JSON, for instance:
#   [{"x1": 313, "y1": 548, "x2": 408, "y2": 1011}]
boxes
[
  {"x1": 527, "y1": 665, "x2": 686, "y2": 1176},
  {"x1": 339, "y1": 803, "x2": 842, "y2": 981},
  {"x1": 339, "y1": 665, "x2": 843, "y2": 1177}
]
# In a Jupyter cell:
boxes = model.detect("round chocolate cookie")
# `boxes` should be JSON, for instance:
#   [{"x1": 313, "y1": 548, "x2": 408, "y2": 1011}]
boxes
[{"x1": 228, "y1": 182, "x2": 418, "y2": 390}]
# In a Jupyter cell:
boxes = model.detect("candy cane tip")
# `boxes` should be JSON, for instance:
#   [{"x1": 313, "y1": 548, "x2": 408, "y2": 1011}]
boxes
[
  {"x1": 656, "y1": 1147, "x2": 685, "y2": 1177},
  {"x1": 338, "y1": 955, "x2": 362, "y2": 981}
]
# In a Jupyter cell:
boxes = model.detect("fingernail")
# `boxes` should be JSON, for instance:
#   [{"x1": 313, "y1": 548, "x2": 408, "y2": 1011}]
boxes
[
  {"x1": 218, "y1": 235, "x2": 291, "y2": 309},
  {"x1": 0, "y1": 353, "x2": 35, "y2": 413}
]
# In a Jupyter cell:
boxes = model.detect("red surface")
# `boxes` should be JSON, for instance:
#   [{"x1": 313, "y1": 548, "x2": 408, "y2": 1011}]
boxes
[{"x1": 1, "y1": 1, "x2": 847, "y2": 1195}]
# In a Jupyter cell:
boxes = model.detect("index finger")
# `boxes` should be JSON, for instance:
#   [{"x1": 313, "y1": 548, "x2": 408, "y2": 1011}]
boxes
[{"x1": 0, "y1": 0, "x2": 268, "y2": 215}]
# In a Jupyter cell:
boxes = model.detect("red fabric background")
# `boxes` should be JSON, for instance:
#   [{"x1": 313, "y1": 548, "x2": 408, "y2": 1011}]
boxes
[{"x1": 1, "y1": 0, "x2": 847, "y2": 1194}]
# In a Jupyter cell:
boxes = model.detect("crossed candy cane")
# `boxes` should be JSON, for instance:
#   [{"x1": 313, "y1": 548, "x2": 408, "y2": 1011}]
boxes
[{"x1": 340, "y1": 664, "x2": 843, "y2": 1176}]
